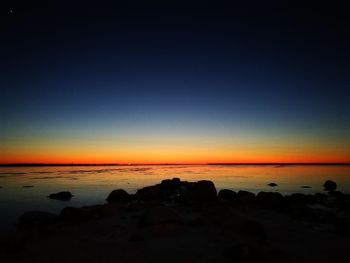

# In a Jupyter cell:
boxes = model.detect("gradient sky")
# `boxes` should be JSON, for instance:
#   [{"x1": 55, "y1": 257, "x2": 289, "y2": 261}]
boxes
[{"x1": 1, "y1": 2, "x2": 349, "y2": 164}]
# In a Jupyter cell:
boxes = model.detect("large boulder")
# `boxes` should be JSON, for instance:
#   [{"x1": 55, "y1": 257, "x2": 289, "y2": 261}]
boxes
[
  {"x1": 218, "y1": 189, "x2": 236, "y2": 200},
  {"x1": 160, "y1": 178, "x2": 181, "y2": 189},
  {"x1": 136, "y1": 185, "x2": 162, "y2": 200},
  {"x1": 48, "y1": 191, "x2": 73, "y2": 201},
  {"x1": 236, "y1": 190, "x2": 255, "y2": 201},
  {"x1": 136, "y1": 179, "x2": 217, "y2": 203},
  {"x1": 160, "y1": 178, "x2": 183, "y2": 200},
  {"x1": 136, "y1": 178, "x2": 183, "y2": 201},
  {"x1": 183, "y1": 180, "x2": 217, "y2": 203},
  {"x1": 256, "y1": 192, "x2": 287, "y2": 210},
  {"x1": 18, "y1": 211, "x2": 58, "y2": 229},
  {"x1": 286, "y1": 193, "x2": 316, "y2": 204},
  {"x1": 323, "y1": 180, "x2": 337, "y2": 191},
  {"x1": 106, "y1": 189, "x2": 130, "y2": 203}
]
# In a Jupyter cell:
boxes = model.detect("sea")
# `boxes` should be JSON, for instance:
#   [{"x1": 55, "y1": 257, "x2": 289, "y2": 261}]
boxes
[{"x1": 0, "y1": 164, "x2": 349, "y2": 234}]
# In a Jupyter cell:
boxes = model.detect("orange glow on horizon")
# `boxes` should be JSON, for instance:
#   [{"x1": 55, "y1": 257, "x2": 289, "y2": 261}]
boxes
[
  {"x1": 1, "y1": 150, "x2": 349, "y2": 165},
  {"x1": 2, "y1": 130, "x2": 349, "y2": 165}
]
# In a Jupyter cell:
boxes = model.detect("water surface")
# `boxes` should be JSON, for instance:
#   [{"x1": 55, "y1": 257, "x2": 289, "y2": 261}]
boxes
[{"x1": 0, "y1": 165, "x2": 349, "y2": 234}]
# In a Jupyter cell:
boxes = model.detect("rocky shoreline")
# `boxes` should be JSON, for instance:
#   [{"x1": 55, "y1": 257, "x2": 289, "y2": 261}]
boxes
[{"x1": 1, "y1": 178, "x2": 350, "y2": 262}]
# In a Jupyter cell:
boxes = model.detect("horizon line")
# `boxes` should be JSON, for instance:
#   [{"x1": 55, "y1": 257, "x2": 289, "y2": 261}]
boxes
[{"x1": 1, "y1": 162, "x2": 350, "y2": 167}]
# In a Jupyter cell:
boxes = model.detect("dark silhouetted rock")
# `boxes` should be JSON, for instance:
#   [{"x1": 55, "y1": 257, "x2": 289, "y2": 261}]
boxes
[
  {"x1": 106, "y1": 189, "x2": 130, "y2": 203},
  {"x1": 136, "y1": 178, "x2": 185, "y2": 201},
  {"x1": 256, "y1": 192, "x2": 287, "y2": 210},
  {"x1": 48, "y1": 191, "x2": 73, "y2": 201},
  {"x1": 268, "y1": 183, "x2": 278, "y2": 187},
  {"x1": 136, "y1": 179, "x2": 217, "y2": 203},
  {"x1": 287, "y1": 193, "x2": 316, "y2": 204},
  {"x1": 60, "y1": 207, "x2": 92, "y2": 223},
  {"x1": 161, "y1": 177, "x2": 181, "y2": 188},
  {"x1": 328, "y1": 190, "x2": 344, "y2": 199},
  {"x1": 136, "y1": 185, "x2": 162, "y2": 200},
  {"x1": 218, "y1": 189, "x2": 236, "y2": 200},
  {"x1": 139, "y1": 206, "x2": 184, "y2": 227},
  {"x1": 301, "y1": 185, "x2": 312, "y2": 188},
  {"x1": 160, "y1": 178, "x2": 183, "y2": 200},
  {"x1": 236, "y1": 190, "x2": 255, "y2": 201},
  {"x1": 18, "y1": 211, "x2": 58, "y2": 229},
  {"x1": 315, "y1": 193, "x2": 328, "y2": 202},
  {"x1": 323, "y1": 180, "x2": 337, "y2": 191},
  {"x1": 22, "y1": 185, "x2": 34, "y2": 188},
  {"x1": 183, "y1": 180, "x2": 217, "y2": 202}
]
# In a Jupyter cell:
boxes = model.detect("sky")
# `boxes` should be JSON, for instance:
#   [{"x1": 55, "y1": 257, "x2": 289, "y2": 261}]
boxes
[{"x1": 1, "y1": 2, "x2": 349, "y2": 164}]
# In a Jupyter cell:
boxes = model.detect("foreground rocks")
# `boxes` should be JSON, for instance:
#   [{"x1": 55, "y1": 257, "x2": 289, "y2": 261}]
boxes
[
  {"x1": 135, "y1": 178, "x2": 217, "y2": 203},
  {"x1": 106, "y1": 189, "x2": 130, "y2": 203},
  {"x1": 218, "y1": 189, "x2": 236, "y2": 200},
  {"x1": 3, "y1": 179, "x2": 350, "y2": 263}
]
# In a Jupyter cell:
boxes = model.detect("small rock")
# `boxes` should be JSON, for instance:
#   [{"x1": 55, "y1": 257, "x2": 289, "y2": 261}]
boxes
[
  {"x1": 301, "y1": 186, "x2": 312, "y2": 188},
  {"x1": 48, "y1": 191, "x2": 73, "y2": 201},
  {"x1": 106, "y1": 189, "x2": 130, "y2": 203},
  {"x1": 268, "y1": 183, "x2": 278, "y2": 187},
  {"x1": 323, "y1": 180, "x2": 337, "y2": 191},
  {"x1": 218, "y1": 189, "x2": 236, "y2": 200},
  {"x1": 22, "y1": 185, "x2": 34, "y2": 188}
]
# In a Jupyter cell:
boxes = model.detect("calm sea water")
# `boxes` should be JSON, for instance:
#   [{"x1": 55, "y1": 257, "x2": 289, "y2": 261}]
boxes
[{"x1": 0, "y1": 165, "x2": 349, "y2": 234}]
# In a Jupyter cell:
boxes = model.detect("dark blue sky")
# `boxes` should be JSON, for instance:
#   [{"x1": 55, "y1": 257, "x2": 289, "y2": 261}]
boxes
[{"x1": 1, "y1": 2, "x2": 349, "y2": 163}]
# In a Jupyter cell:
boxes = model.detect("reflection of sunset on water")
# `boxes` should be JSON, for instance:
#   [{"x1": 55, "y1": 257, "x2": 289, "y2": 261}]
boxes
[{"x1": 1, "y1": 165, "x2": 349, "y2": 195}]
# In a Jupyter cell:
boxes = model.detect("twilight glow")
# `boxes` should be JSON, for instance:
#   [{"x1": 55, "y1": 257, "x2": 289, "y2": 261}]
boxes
[{"x1": 1, "y1": 6, "x2": 349, "y2": 164}]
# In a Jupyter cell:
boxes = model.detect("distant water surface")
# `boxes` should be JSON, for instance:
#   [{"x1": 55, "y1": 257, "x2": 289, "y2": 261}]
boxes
[{"x1": 0, "y1": 165, "x2": 349, "y2": 234}]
